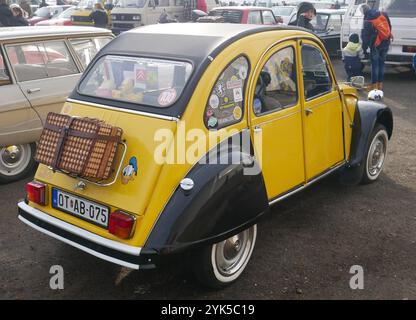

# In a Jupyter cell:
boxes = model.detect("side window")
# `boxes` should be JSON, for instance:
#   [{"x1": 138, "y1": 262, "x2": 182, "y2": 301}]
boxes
[
  {"x1": 253, "y1": 46, "x2": 297, "y2": 115},
  {"x1": 204, "y1": 56, "x2": 249, "y2": 129},
  {"x1": 0, "y1": 50, "x2": 11, "y2": 85},
  {"x1": 70, "y1": 38, "x2": 104, "y2": 69},
  {"x1": 6, "y1": 40, "x2": 78, "y2": 82},
  {"x1": 262, "y1": 10, "x2": 276, "y2": 24},
  {"x1": 328, "y1": 14, "x2": 342, "y2": 32},
  {"x1": 247, "y1": 11, "x2": 262, "y2": 24},
  {"x1": 301, "y1": 45, "x2": 332, "y2": 100}
]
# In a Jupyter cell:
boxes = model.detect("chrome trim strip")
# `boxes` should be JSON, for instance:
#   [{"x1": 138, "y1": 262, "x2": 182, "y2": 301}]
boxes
[
  {"x1": 269, "y1": 162, "x2": 345, "y2": 206},
  {"x1": 18, "y1": 215, "x2": 140, "y2": 270},
  {"x1": 17, "y1": 201, "x2": 142, "y2": 256},
  {"x1": 66, "y1": 98, "x2": 180, "y2": 122}
]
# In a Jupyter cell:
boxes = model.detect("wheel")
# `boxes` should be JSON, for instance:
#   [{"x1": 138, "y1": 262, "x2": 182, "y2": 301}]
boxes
[
  {"x1": 0, "y1": 143, "x2": 37, "y2": 184},
  {"x1": 361, "y1": 124, "x2": 388, "y2": 184},
  {"x1": 192, "y1": 224, "x2": 257, "y2": 289}
]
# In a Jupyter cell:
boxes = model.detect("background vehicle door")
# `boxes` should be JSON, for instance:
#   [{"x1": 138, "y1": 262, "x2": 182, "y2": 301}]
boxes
[
  {"x1": 300, "y1": 40, "x2": 344, "y2": 180},
  {"x1": 250, "y1": 42, "x2": 305, "y2": 200},
  {"x1": 5, "y1": 40, "x2": 80, "y2": 135},
  {"x1": 0, "y1": 47, "x2": 33, "y2": 147}
]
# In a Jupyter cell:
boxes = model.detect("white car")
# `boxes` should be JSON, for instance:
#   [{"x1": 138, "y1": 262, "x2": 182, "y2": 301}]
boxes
[{"x1": 271, "y1": 5, "x2": 297, "y2": 24}]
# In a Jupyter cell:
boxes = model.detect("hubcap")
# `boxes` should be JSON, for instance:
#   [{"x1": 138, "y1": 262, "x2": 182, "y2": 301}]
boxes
[
  {"x1": 367, "y1": 131, "x2": 387, "y2": 179},
  {"x1": 0, "y1": 144, "x2": 31, "y2": 177},
  {"x1": 214, "y1": 226, "x2": 256, "y2": 277}
]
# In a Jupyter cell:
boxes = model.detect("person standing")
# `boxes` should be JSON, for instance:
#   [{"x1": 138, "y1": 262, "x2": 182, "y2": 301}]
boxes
[
  {"x1": 361, "y1": 4, "x2": 393, "y2": 91},
  {"x1": 289, "y1": 2, "x2": 316, "y2": 32},
  {"x1": 10, "y1": 4, "x2": 28, "y2": 26},
  {"x1": 89, "y1": 2, "x2": 108, "y2": 28},
  {"x1": 0, "y1": 0, "x2": 13, "y2": 26}
]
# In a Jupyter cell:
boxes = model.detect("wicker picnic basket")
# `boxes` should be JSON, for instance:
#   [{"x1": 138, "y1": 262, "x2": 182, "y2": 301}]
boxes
[{"x1": 35, "y1": 112, "x2": 123, "y2": 180}]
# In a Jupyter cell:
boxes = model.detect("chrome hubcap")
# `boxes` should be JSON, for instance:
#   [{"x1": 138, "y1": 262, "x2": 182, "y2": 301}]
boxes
[
  {"x1": 0, "y1": 144, "x2": 31, "y2": 176},
  {"x1": 214, "y1": 226, "x2": 256, "y2": 277},
  {"x1": 367, "y1": 132, "x2": 387, "y2": 178}
]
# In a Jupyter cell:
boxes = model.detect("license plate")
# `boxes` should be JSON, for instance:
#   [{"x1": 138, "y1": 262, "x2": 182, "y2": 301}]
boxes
[{"x1": 52, "y1": 188, "x2": 109, "y2": 228}]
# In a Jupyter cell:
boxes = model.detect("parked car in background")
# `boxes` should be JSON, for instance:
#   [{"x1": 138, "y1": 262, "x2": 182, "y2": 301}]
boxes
[
  {"x1": 341, "y1": 0, "x2": 416, "y2": 67},
  {"x1": 311, "y1": 8, "x2": 345, "y2": 56},
  {"x1": 17, "y1": 23, "x2": 393, "y2": 289},
  {"x1": 35, "y1": 6, "x2": 76, "y2": 25},
  {"x1": 28, "y1": 5, "x2": 72, "y2": 25},
  {"x1": 0, "y1": 26, "x2": 113, "y2": 183},
  {"x1": 206, "y1": 6, "x2": 279, "y2": 24},
  {"x1": 271, "y1": 5, "x2": 297, "y2": 24}
]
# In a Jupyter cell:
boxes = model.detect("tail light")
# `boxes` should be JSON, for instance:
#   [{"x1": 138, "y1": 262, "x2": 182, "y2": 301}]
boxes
[
  {"x1": 109, "y1": 211, "x2": 135, "y2": 239},
  {"x1": 27, "y1": 181, "x2": 46, "y2": 205}
]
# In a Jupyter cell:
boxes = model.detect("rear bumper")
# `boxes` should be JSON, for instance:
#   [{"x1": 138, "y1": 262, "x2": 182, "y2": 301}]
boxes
[{"x1": 17, "y1": 201, "x2": 156, "y2": 270}]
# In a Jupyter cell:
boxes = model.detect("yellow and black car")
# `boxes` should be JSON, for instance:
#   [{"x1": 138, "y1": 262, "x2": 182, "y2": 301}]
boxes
[{"x1": 17, "y1": 23, "x2": 393, "y2": 288}]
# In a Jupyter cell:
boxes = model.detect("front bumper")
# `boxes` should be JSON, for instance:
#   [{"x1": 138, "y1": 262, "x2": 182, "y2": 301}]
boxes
[{"x1": 17, "y1": 201, "x2": 156, "y2": 270}]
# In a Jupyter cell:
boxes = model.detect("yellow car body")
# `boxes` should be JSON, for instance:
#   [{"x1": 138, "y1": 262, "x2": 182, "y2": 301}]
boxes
[{"x1": 18, "y1": 23, "x2": 393, "y2": 287}]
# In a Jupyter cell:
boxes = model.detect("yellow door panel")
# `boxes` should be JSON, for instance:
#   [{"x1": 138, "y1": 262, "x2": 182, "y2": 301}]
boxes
[
  {"x1": 300, "y1": 40, "x2": 344, "y2": 180},
  {"x1": 250, "y1": 41, "x2": 305, "y2": 200}
]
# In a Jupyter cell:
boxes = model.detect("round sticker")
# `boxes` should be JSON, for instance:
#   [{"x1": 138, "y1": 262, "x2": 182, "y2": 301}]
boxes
[
  {"x1": 158, "y1": 88, "x2": 177, "y2": 106},
  {"x1": 233, "y1": 106, "x2": 242, "y2": 120},
  {"x1": 206, "y1": 108, "x2": 214, "y2": 117},
  {"x1": 215, "y1": 81, "x2": 226, "y2": 97},
  {"x1": 223, "y1": 96, "x2": 229, "y2": 103},
  {"x1": 209, "y1": 94, "x2": 219, "y2": 109},
  {"x1": 207, "y1": 116, "x2": 218, "y2": 128}
]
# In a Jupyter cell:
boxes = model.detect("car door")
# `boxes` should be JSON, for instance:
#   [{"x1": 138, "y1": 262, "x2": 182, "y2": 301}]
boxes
[
  {"x1": 300, "y1": 40, "x2": 344, "y2": 181},
  {"x1": 250, "y1": 41, "x2": 305, "y2": 200},
  {"x1": 5, "y1": 40, "x2": 81, "y2": 130},
  {"x1": 0, "y1": 46, "x2": 33, "y2": 147}
]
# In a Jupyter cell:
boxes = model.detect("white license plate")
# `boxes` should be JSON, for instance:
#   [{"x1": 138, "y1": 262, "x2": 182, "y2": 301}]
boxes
[{"x1": 52, "y1": 188, "x2": 109, "y2": 228}]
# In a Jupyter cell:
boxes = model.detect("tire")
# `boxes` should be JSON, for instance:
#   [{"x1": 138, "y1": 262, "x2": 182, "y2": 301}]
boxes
[
  {"x1": 361, "y1": 124, "x2": 388, "y2": 184},
  {"x1": 0, "y1": 143, "x2": 37, "y2": 184},
  {"x1": 192, "y1": 224, "x2": 257, "y2": 289}
]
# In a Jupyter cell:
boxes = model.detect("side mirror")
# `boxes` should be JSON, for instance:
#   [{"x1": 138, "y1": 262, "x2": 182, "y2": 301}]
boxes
[{"x1": 350, "y1": 76, "x2": 365, "y2": 89}]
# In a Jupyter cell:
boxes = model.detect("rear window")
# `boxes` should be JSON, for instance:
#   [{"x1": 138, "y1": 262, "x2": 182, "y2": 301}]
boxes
[
  {"x1": 78, "y1": 55, "x2": 192, "y2": 108},
  {"x1": 210, "y1": 10, "x2": 242, "y2": 23}
]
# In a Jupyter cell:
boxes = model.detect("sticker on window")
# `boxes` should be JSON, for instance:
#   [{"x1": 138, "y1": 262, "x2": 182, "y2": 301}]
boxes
[{"x1": 203, "y1": 56, "x2": 249, "y2": 129}]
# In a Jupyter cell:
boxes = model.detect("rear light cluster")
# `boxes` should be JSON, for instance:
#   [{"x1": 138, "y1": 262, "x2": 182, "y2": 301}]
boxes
[
  {"x1": 109, "y1": 210, "x2": 135, "y2": 239},
  {"x1": 27, "y1": 181, "x2": 47, "y2": 205},
  {"x1": 403, "y1": 46, "x2": 416, "y2": 53}
]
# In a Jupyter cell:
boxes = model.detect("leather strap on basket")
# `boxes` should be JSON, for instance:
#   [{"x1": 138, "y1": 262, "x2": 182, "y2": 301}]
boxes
[
  {"x1": 43, "y1": 122, "x2": 120, "y2": 142},
  {"x1": 51, "y1": 117, "x2": 75, "y2": 171}
]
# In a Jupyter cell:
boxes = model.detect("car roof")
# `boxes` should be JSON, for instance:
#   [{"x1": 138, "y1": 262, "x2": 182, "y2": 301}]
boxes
[
  {"x1": 316, "y1": 8, "x2": 347, "y2": 14},
  {"x1": 71, "y1": 23, "x2": 312, "y2": 118},
  {"x1": 0, "y1": 26, "x2": 112, "y2": 41}
]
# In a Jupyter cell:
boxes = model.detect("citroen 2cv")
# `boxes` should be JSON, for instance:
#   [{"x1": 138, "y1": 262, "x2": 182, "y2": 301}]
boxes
[{"x1": 18, "y1": 23, "x2": 393, "y2": 288}]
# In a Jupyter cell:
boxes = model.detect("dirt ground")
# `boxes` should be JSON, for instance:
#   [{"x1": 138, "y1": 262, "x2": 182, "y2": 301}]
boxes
[{"x1": 1, "y1": 59, "x2": 415, "y2": 299}]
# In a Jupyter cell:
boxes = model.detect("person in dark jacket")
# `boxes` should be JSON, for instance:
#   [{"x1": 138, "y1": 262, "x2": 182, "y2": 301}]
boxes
[
  {"x1": 10, "y1": 4, "x2": 28, "y2": 26},
  {"x1": 89, "y1": 2, "x2": 108, "y2": 28},
  {"x1": 0, "y1": 0, "x2": 14, "y2": 26},
  {"x1": 289, "y1": 2, "x2": 316, "y2": 31},
  {"x1": 361, "y1": 4, "x2": 393, "y2": 91}
]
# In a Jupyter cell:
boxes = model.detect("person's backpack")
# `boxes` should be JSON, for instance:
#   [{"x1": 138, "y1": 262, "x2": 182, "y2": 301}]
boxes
[{"x1": 370, "y1": 13, "x2": 391, "y2": 47}]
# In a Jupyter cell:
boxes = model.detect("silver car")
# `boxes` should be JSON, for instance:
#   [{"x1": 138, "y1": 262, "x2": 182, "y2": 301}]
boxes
[{"x1": 0, "y1": 26, "x2": 113, "y2": 183}]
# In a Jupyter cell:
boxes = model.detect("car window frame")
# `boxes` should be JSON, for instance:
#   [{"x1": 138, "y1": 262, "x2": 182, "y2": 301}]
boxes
[
  {"x1": 0, "y1": 45, "x2": 12, "y2": 86},
  {"x1": 247, "y1": 10, "x2": 262, "y2": 24},
  {"x1": 300, "y1": 42, "x2": 334, "y2": 102},
  {"x1": 261, "y1": 9, "x2": 277, "y2": 25},
  {"x1": 5, "y1": 39, "x2": 81, "y2": 83},
  {"x1": 252, "y1": 44, "x2": 299, "y2": 117},
  {"x1": 68, "y1": 36, "x2": 113, "y2": 70}
]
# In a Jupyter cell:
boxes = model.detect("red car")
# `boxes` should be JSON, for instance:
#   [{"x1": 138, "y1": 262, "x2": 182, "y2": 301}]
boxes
[
  {"x1": 28, "y1": 5, "x2": 72, "y2": 26},
  {"x1": 35, "y1": 6, "x2": 76, "y2": 26},
  {"x1": 207, "y1": 6, "x2": 281, "y2": 25}
]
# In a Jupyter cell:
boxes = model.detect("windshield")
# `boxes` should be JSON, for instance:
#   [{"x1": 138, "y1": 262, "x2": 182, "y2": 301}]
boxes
[
  {"x1": 311, "y1": 13, "x2": 329, "y2": 31},
  {"x1": 272, "y1": 7, "x2": 294, "y2": 16},
  {"x1": 58, "y1": 7, "x2": 75, "y2": 19},
  {"x1": 116, "y1": 0, "x2": 147, "y2": 8},
  {"x1": 79, "y1": 55, "x2": 193, "y2": 108},
  {"x1": 77, "y1": 0, "x2": 96, "y2": 8},
  {"x1": 380, "y1": 0, "x2": 416, "y2": 18},
  {"x1": 34, "y1": 7, "x2": 51, "y2": 17}
]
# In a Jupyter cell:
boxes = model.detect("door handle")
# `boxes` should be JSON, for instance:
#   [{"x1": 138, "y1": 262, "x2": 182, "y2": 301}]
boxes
[
  {"x1": 305, "y1": 108, "x2": 314, "y2": 116},
  {"x1": 27, "y1": 88, "x2": 40, "y2": 94}
]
